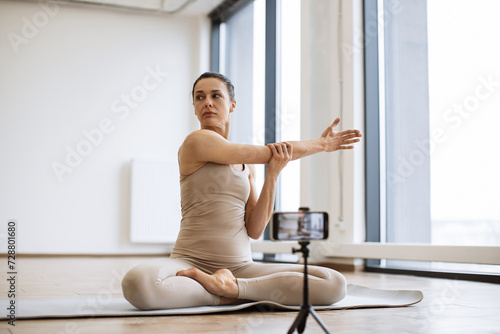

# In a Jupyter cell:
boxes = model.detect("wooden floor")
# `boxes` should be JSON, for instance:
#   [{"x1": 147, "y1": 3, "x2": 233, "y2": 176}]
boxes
[{"x1": 2, "y1": 256, "x2": 500, "y2": 333}]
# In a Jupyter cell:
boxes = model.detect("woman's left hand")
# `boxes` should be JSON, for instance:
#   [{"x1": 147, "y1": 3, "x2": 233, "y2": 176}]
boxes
[
  {"x1": 321, "y1": 117, "x2": 362, "y2": 152},
  {"x1": 266, "y1": 142, "x2": 293, "y2": 179}
]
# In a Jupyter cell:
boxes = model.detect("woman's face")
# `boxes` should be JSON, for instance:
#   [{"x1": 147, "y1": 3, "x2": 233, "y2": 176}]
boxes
[{"x1": 192, "y1": 78, "x2": 236, "y2": 128}]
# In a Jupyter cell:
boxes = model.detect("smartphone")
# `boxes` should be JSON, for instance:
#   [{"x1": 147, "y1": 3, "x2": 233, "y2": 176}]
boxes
[{"x1": 271, "y1": 211, "x2": 329, "y2": 241}]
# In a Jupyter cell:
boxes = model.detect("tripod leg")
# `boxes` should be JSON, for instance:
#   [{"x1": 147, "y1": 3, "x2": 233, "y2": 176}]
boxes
[
  {"x1": 297, "y1": 312, "x2": 308, "y2": 334},
  {"x1": 309, "y1": 308, "x2": 331, "y2": 334},
  {"x1": 287, "y1": 307, "x2": 309, "y2": 334}
]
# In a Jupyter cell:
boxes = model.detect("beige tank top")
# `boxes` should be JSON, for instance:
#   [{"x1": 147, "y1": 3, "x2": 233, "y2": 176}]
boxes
[{"x1": 170, "y1": 162, "x2": 252, "y2": 264}]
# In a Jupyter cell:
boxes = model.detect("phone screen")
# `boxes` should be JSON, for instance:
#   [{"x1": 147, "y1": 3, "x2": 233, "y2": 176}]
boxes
[{"x1": 271, "y1": 212, "x2": 328, "y2": 241}]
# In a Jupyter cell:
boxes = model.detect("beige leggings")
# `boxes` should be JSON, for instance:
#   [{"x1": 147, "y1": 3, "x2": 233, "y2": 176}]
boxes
[{"x1": 121, "y1": 257, "x2": 347, "y2": 310}]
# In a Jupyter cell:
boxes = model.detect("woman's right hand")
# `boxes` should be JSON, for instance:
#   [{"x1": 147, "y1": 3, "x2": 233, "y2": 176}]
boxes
[{"x1": 266, "y1": 142, "x2": 293, "y2": 179}]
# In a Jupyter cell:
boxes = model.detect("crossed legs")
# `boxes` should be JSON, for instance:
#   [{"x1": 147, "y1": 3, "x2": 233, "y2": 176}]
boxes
[
  {"x1": 234, "y1": 262, "x2": 346, "y2": 306},
  {"x1": 122, "y1": 259, "x2": 346, "y2": 310},
  {"x1": 121, "y1": 258, "x2": 221, "y2": 310}
]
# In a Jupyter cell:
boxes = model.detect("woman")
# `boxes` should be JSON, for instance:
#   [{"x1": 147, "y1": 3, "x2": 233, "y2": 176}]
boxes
[{"x1": 121, "y1": 72, "x2": 362, "y2": 310}]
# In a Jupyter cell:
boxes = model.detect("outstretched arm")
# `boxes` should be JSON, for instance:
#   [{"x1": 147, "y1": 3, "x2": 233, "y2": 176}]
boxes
[
  {"x1": 245, "y1": 142, "x2": 292, "y2": 239},
  {"x1": 288, "y1": 117, "x2": 362, "y2": 160},
  {"x1": 178, "y1": 117, "x2": 362, "y2": 175}
]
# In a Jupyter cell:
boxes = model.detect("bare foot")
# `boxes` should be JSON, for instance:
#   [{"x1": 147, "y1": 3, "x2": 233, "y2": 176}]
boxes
[{"x1": 176, "y1": 268, "x2": 239, "y2": 300}]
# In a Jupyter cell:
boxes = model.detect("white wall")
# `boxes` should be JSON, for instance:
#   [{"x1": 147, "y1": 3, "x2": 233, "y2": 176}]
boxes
[{"x1": 0, "y1": 1, "x2": 209, "y2": 254}]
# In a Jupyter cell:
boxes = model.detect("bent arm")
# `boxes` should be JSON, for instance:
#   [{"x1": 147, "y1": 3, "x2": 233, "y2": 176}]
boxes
[
  {"x1": 245, "y1": 143, "x2": 292, "y2": 239},
  {"x1": 244, "y1": 165, "x2": 277, "y2": 240}
]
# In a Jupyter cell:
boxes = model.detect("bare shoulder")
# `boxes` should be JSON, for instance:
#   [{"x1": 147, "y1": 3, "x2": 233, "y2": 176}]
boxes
[
  {"x1": 179, "y1": 130, "x2": 272, "y2": 174},
  {"x1": 181, "y1": 129, "x2": 224, "y2": 149},
  {"x1": 178, "y1": 130, "x2": 224, "y2": 175},
  {"x1": 180, "y1": 130, "x2": 216, "y2": 151}
]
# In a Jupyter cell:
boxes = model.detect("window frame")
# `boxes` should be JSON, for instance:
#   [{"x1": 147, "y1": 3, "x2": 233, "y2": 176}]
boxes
[{"x1": 209, "y1": 0, "x2": 279, "y2": 245}]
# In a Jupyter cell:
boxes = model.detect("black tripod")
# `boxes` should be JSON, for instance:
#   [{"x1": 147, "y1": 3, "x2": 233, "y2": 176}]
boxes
[{"x1": 287, "y1": 241, "x2": 331, "y2": 334}]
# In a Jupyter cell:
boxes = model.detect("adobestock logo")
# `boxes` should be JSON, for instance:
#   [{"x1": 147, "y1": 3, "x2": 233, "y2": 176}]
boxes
[
  {"x1": 442, "y1": 74, "x2": 499, "y2": 129},
  {"x1": 342, "y1": 0, "x2": 403, "y2": 62},
  {"x1": 388, "y1": 74, "x2": 499, "y2": 186},
  {"x1": 111, "y1": 66, "x2": 168, "y2": 120},
  {"x1": 52, "y1": 65, "x2": 168, "y2": 182},
  {"x1": 8, "y1": 1, "x2": 60, "y2": 53}
]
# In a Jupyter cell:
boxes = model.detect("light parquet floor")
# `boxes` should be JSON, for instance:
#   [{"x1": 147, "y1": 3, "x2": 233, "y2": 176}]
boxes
[{"x1": 1, "y1": 256, "x2": 499, "y2": 334}]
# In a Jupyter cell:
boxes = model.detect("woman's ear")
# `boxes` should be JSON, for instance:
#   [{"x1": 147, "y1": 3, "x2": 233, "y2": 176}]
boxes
[{"x1": 230, "y1": 100, "x2": 237, "y2": 113}]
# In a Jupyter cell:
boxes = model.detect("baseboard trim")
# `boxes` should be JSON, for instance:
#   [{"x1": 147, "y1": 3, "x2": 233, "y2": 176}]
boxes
[{"x1": 314, "y1": 261, "x2": 364, "y2": 272}]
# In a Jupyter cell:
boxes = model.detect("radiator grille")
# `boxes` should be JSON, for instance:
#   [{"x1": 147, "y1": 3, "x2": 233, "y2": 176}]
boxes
[{"x1": 130, "y1": 159, "x2": 181, "y2": 243}]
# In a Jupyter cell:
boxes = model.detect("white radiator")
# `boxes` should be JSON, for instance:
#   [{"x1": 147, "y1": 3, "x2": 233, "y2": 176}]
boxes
[{"x1": 130, "y1": 159, "x2": 181, "y2": 243}]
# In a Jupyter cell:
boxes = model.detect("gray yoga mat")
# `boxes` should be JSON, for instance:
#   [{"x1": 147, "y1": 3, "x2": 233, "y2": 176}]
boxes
[{"x1": 0, "y1": 284, "x2": 423, "y2": 320}]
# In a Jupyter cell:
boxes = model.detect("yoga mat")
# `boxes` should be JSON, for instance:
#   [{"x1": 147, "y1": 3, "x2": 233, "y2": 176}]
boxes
[{"x1": 0, "y1": 284, "x2": 423, "y2": 320}]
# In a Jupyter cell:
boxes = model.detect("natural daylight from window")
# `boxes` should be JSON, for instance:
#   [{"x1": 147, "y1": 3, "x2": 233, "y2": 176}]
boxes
[{"x1": 427, "y1": 0, "x2": 500, "y2": 246}]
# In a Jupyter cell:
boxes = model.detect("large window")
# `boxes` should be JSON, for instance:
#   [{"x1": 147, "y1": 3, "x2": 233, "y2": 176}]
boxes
[
  {"x1": 427, "y1": 0, "x2": 500, "y2": 247},
  {"x1": 209, "y1": 0, "x2": 301, "y2": 213},
  {"x1": 366, "y1": 0, "x2": 500, "y2": 278}
]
